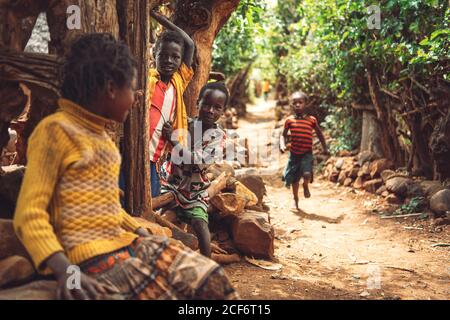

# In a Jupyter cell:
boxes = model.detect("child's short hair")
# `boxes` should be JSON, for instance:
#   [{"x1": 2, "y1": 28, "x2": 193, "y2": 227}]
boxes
[
  {"x1": 61, "y1": 33, "x2": 137, "y2": 107},
  {"x1": 291, "y1": 91, "x2": 308, "y2": 101},
  {"x1": 153, "y1": 30, "x2": 185, "y2": 57},
  {"x1": 198, "y1": 82, "x2": 230, "y2": 107}
]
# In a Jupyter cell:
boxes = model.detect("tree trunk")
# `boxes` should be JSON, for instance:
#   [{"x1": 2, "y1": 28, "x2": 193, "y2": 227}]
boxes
[
  {"x1": 0, "y1": 0, "x2": 45, "y2": 50},
  {"x1": 46, "y1": 0, "x2": 120, "y2": 56},
  {"x1": 116, "y1": 0, "x2": 156, "y2": 216},
  {"x1": 367, "y1": 67, "x2": 403, "y2": 166},
  {"x1": 173, "y1": 0, "x2": 240, "y2": 116}
]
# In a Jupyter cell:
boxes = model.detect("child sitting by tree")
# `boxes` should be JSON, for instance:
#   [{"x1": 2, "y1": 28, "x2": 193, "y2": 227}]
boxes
[
  {"x1": 147, "y1": 9, "x2": 195, "y2": 197},
  {"x1": 160, "y1": 82, "x2": 229, "y2": 258},
  {"x1": 280, "y1": 91, "x2": 329, "y2": 210},
  {"x1": 13, "y1": 33, "x2": 238, "y2": 300}
]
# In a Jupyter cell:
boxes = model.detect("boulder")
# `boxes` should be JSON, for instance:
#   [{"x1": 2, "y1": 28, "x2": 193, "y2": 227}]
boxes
[
  {"x1": 0, "y1": 256, "x2": 36, "y2": 288},
  {"x1": 235, "y1": 182, "x2": 258, "y2": 207},
  {"x1": 0, "y1": 280, "x2": 56, "y2": 300},
  {"x1": 357, "y1": 162, "x2": 371, "y2": 177},
  {"x1": 406, "y1": 182, "x2": 425, "y2": 198},
  {"x1": 329, "y1": 171, "x2": 339, "y2": 183},
  {"x1": 337, "y1": 150, "x2": 352, "y2": 157},
  {"x1": 210, "y1": 193, "x2": 246, "y2": 216},
  {"x1": 369, "y1": 159, "x2": 394, "y2": 179},
  {"x1": 338, "y1": 170, "x2": 347, "y2": 185},
  {"x1": 324, "y1": 163, "x2": 334, "y2": 177},
  {"x1": 0, "y1": 219, "x2": 29, "y2": 260},
  {"x1": 235, "y1": 174, "x2": 266, "y2": 205},
  {"x1": 346, "y1": 166, "x2": 360, "y2": 179},
  {"x1": 343, "y1": 178, "x2": 353, "y2": 187},
  {"x1": 335, "y1": 158, "x2": 345, "y2": 170},
  {"x1": 231, "y1": 211, "x2": 274, "y2": 260},
  {"x1": 363, "y1": 179, "x2": 383, "y2": 194},
  {"x1": 353, "y1": 176, "x2": 365, "y2": 189},
  {"x1": 430, "y1": 189, "x2": 450, "y2": 217},
  {"x1": 385, "y1": 177, "x2": 414, "y2": 197},
  {"x1": 381, "y1": 170, "x2": 396, "y2": 182},
  {"x1": 386, "y1": 194, "x2": 402, "y2": 205},
  {"x1": 418, "y1": 180, "x2": 446, "y2": 198},
  {"x1": 325, "y1": 157, "x2": 336, "y2": 166},
  {"x1": 358, "y1": 151, "x2": 379, "y2": 166},
  {"x1": 376, "y1": 185, "x2": 387, "y2": 195}
]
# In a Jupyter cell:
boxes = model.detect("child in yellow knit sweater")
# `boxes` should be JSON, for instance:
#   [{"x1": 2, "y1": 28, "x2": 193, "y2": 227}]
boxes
[{"x1": 13, "y1": 33, "x2": 238, "y2": 300}]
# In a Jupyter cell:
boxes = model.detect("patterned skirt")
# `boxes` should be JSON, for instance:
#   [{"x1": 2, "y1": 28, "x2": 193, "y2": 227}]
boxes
[{"x1": 79, "y1": 235, "x2": 239, "y2": 300}]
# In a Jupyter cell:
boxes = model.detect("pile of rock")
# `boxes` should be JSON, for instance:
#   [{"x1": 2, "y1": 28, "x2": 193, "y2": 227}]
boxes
[
  {"x1": 322, "y1": 151, "x2": 450, "y2": 218},
  {"x1": 206, "y1": 164, "x2": 274, "y2": 260}
]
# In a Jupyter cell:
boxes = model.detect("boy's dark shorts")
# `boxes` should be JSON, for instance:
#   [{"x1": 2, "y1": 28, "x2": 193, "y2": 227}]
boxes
[{"x1": 283, "y1": 152, "x2": 313, "y2": 186}]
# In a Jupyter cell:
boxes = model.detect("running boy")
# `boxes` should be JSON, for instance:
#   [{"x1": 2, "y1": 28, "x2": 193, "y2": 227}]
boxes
[
  {"x1": 280, "y1": 91, "x2": 329, "y2": 210},
  {"x1": 13, "y1": 34, "x2": 237, "y2": 300},
  {"x1": 160, "y1": 82, "x2": 229, "y2": 258},
  {"x1": 148, "y1": 9, "x2": 195, "y2": 197}
]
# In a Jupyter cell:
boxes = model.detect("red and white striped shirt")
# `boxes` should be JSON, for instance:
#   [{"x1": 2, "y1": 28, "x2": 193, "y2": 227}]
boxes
[
  {"x1": 284, "y1": 115, "x2": 317, "y2": 155},
  {"x1": 149, "y1": 81, "x2": 176, "y2": 162}
]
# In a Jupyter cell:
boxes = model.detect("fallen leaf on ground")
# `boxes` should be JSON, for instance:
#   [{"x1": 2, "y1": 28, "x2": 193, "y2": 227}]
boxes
[{"x1": 244, "y1": 256, "x2": 283, "y2": 271}]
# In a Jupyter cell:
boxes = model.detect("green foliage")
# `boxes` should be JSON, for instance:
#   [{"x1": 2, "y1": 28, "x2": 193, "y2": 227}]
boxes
[
  {"x1": 212, "y1": 0, "x2": 265, "y2": 76},
  {"x1": 322, "y1": 105, "x2": 361, "y2": 154},
  {"x1": 393, "y1": 197, "x2": 427, "y2": 215},
  {"x1": 270, "y1": 0, "x2": 448, "y2": 153}
]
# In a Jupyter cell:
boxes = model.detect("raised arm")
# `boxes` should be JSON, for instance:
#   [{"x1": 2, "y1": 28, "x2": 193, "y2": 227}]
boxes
[{"x1": 151, "y1": 10, "x2": 195, "y2": 67}]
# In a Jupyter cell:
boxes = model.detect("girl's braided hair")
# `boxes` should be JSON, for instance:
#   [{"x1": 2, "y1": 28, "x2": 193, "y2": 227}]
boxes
[{"x1": 61, "y1": 33, "x2": 137, "y2": 107}]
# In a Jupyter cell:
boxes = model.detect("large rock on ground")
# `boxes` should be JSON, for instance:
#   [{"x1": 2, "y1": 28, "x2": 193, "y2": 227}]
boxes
[
  {"x1": 376, "y1": 185, "x2": 387, "y2": 195},
  {"x1": 357, "y1": 162, "x2": 371, "y2": 177},
  {"x1": 381, "y1": 170, "x2": 396, "y2": 182},
  {"x1": 0, "y1": 280, "x2": 56, "y2": 300},
  {"x1": 358, "y1": 151, "x2": 379, "y2": 166},
  {"x1": 419, "y1": 180, "x2": 446, "y2": 198},
  {"x1": 231, "y1": 211, "x2": 274, "y2": 260},
  {"x1": 370, "y1": 159, "x2": 394, "y2": 179},
  {"x1": 329, "y1": 171, "x2": 339, "y2": 183},
  {"x1": 232, "y1": 180, "x2": 258, "y2": 207},
  {"x1": 386, "y1": 194, "x2": 402, "y2": 205},
  {"x1": 430, "y1": 189, "x2": 450, "y2": 217},
  {"x1": 0, "y1": 219, "x2": 29, "y2": 260},
  {"x1": 343, "y1": 164, "x2": 360, "y2": 179},
  {"x1": 210, "y1": 193, "x2": 246, "y2": 216},
  {"x1": 0, "y1": 256, "x2": 35, "y2": 288},
  {"x1": 335, "y1": 158, "x2": 345, "y2": 170},
  {"x1": 338, "y1": 170, "x2": 347, "y2": 185},
  {"x1": 235, "y1": 174, "x2": 266, "y2": 206},
  {"x1": 363, "y1": 179, "x2": 383, "y2": 194},
  {"x1": 385, "y1": 177, "x2": 414, "y2": 197},
  {"x1": 343, "y1": 178, "x2": 353, "y2": 187},
  {"x1": 353, "y1": 176, "x2": 366, "y2": 189}
]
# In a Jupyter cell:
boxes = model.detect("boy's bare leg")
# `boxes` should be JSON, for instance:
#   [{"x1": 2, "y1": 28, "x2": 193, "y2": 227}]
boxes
[
  {"x1": 191, "y1": 219, "x2": 211, "y2": 257},
  {"x1": 292, "y1": 181, "x2": 300, "y2": 209},
  {"x1": 303, "y1": 172, "x2": 311, "y2": 198}
]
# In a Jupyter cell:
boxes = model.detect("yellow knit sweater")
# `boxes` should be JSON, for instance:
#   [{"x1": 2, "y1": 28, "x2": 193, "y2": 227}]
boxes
[{"x1": 13, "y1": 99, "x2": 141, "y2": 274}]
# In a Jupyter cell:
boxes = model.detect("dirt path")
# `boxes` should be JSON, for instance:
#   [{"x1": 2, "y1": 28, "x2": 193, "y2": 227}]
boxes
[{"x1": 224, "y1": 100, "x2": 450, "y2": 300}]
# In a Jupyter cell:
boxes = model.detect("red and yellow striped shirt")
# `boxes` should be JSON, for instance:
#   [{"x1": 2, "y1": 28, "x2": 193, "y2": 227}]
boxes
[{"x1": 284, "y1": 115, "x2": 317, "y2": 155}]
